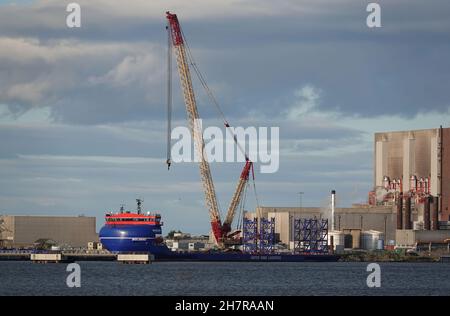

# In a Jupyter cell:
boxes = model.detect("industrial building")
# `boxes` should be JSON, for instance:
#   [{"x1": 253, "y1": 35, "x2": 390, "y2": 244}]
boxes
[
  {"x1": 0, "y1": 215, "x2": 98, "y2": 248},
  {"x1": 371, "y1": 126, "x2": 450, "y2": 248},
  {"x1": 245, "y1": 204, "x2": 396, "y2": 250},
  {"x1": 165, "y1": 236, "x2": 210, "y2": 252},
  {"x1": 396, "y1": 229, "x2": 450, "y2": 248},
  {"x1": 244, "y1": 127, "x2": 450, "y2": 251},
  {"x1": 373, "y1": 126, "x2": 450, "y2": 221}
]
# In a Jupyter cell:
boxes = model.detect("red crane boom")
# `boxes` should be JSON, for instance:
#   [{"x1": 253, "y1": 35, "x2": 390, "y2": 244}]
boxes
[{"x1": 166, "y1": 12, "x2": 253, "y2": 247}]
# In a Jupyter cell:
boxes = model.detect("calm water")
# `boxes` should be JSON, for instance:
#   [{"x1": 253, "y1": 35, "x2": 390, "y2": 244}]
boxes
[{"x1": 0, "y1": 261, "x2": 449, "y2": 296}]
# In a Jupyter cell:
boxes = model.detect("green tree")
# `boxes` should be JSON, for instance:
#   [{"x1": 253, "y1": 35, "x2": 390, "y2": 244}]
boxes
[
  {"x1": 34, "y1": 238, "x2": 56, "y2": 250},
  {"x1": 166, "y1": 230, "x2": 182, "y2": 239}
]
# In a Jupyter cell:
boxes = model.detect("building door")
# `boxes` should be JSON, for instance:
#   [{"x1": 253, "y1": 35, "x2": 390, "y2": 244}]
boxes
[{"x1": 344, "y1": 234, "x2": 353, "y2": 248}]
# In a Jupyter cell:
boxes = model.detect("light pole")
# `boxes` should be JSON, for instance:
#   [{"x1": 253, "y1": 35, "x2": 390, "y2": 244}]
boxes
[{"x1": 298, "y1": 192, "x2": 304, "y2": 210}]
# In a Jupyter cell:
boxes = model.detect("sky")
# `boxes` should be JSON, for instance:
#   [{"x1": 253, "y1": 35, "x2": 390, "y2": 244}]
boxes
[{"x1": 1, "y1": 0, "x2": 450, "y2": 234}]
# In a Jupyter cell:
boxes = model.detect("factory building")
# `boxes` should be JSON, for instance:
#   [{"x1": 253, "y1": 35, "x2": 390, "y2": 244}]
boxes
[
  {"x1": 244, "y1": 127, "x2": 450, "y2": 251},
  {"x1": 0, "y1": 215, "x2": 98, "y2": 248},
  {"x1": 372, "y1": 126, "x2": 450, "y2": 248},
  {"x1": 396, "y1": 229, "x2": 450, "y2": 248},
  {"x1": 373, "y1": 126, "x2": 450, "y2": 221},
  {"x1": 245, "y1": 204, "x2": 396, "y2": 249}
]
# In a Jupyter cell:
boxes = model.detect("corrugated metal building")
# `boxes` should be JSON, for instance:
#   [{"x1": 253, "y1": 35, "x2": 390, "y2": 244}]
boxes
[{"x1": 0, "y1": 215, "x2": 98, "y2": 248}]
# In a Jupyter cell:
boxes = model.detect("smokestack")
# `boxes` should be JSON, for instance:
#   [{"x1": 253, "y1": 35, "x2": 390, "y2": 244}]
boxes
[
  {"x1": 396, "y1": 192, "x2": 403, "y2": 229},
  {"x1": 404, "y1": 195, "x2": 412, "y2": 229},
  {"x1": 424, "y1": 195, "x2": 431, "y2": 230},
  {"x1": 331, "y1": 190, "x2": 336, "y2": 230},
  {"x1": 432, "y1": 196, "x2": 439, "y2": 230}
]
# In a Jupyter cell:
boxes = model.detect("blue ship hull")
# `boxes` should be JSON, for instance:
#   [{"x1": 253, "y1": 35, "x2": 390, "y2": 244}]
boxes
[{"x1": 99, "y1": 224, "x2": 171, "y2": 255}]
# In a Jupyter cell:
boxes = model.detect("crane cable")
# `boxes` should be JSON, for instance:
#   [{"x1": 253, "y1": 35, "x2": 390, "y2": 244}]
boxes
[
  {"x1": 174, "y1": 26, "x2": 260, "y2": 216},
  {"x1": 236, "y1": 181, "x2": 249, "y2": 231},
  {"x1": 250, "y1": 164, "x2": 260, "y2": 208},
  {"x1": 180, "y1": 28, "x2": 248, "y2": 161},
  {"x1": 177, "y1": 25, "x2": 261, "y2": 212}
]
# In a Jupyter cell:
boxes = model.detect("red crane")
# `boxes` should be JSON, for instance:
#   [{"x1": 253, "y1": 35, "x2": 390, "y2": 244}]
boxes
[{"x1": 166, "y1": 12, "x2": 255, "y2": 247}]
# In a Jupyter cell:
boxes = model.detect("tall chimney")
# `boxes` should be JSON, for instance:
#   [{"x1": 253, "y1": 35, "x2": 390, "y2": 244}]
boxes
[
  {"x1": 396, "y1": 192, "x2": 403, "y2": 229},
  {"x1": 404, "y1": 195, "x2": 412, "y2": 230},
  {"x1": 432, "y1": 196, "x2": 439, "y2": 230},
  {"x1": 331, "y1": 190, "x2": 336, "y2": 230},
  {"x1": 424, "y1": 195, "x2": 431, "y2": 230}
]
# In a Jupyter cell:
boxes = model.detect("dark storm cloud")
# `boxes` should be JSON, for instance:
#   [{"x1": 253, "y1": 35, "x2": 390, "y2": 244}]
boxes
[{"x1": 0, "y1": 0, "x2": 450, "y2": 125}]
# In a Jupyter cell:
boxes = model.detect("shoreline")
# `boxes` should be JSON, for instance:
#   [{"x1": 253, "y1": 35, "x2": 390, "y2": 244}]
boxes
[{"x1": 338, "y1": 250, "x2": 446, "y2": 263}]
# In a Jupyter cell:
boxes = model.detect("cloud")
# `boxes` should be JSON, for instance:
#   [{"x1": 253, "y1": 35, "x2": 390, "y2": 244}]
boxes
[
  {"x1": 0, "y1": 36, "x2": 165, "y2": 123},
  {"x1": 1, "y1": 1, "x2": 450, "y2": 233},
  {"x1": 0, "y1": 121, "x2": 168, "y2": 159},
  {"x1": 3, "y1": 80, "x2": 50, "y2": 104},
  {"x1": 0, "y1": 0, "x2": 450, "y2": 125},
  {"x1": 89, "y1": 54, "x2": 159, "y2": 88},
  {"x1": 17, "y1": 154, "x2": 162, "y2": 164},
  {"x1": 285, "y1": 85, "x2": 322, "y2": 119}
]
